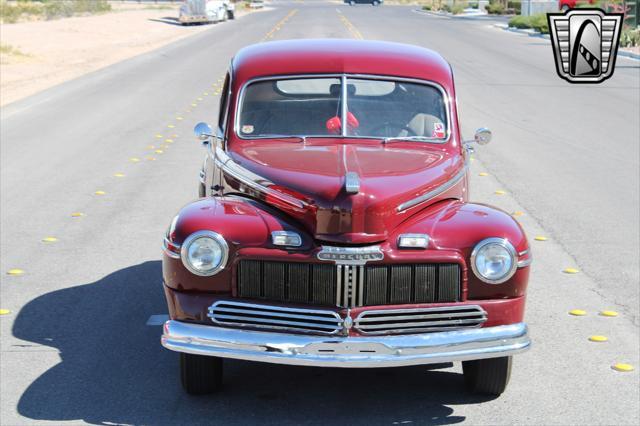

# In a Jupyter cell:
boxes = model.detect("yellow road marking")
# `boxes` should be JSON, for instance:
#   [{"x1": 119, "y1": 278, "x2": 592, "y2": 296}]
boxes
[
  {"x1": 114, "y1": 173, "x2": 125, "y2": 178},
  {"x1": 42, "y1": 237, "x2": 58, "y2": 243},
  {"x1": 600, "y1": 310, "x2": 619, "y2": 317},
  {"x1": 589, "y1": 335, "x2": 608, "y2": 342},
  {"x1": 129, "y1": 157, "x2": 141, "y2": 163},
  {"x1": 569, "y1": 309, "x2": 587, "y2": 316},
  {"x1": 478, "y1": 172, "x2": 489, "y2": 176},
  {"x1": 71, "y1": 212, "x2": 85, "y2": 217},
  {"x1": 0, "y1": 309, "x2": 11, "y2": 315},
  {"x1": 534, "y1": 236, "x2": 548, "y2": 241},
  {"x1": 494, "y1": 190, "x2": 506, "y2": 195},
  {"x1": 563, "y1": 268, "x2": 579, "y2": 274},
  {"x1": 612, "y1": 363, "x2": 634, "y2": 372},
  {"x1": 7, "y1": 269, "x2": 24, "y2": 276}
]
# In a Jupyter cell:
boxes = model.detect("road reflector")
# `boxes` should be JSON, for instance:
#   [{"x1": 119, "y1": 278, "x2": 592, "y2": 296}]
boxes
[
  {"x1": 42, "y1": 237, "x2": 58, "y2": 243},
  {"x1": 191, "y1": 103, "x2": 197, "y2": 107},
  {"x1": 114, "y1": 173, "x2": 125, "y2": 178},
  {"x1": 563, "y1": 268, "x2": 579, "y2": 274},
  {"x1": 512, "y1": 211, "x2": 524, "y2": 217},
  {"x1": 495, "y1": 190, "x2": 506, "y2": 195},
  {"x1": 589, "y1": 335, "x2": 608, "y2": 342},
  {"x1": 176, "y1": 117, "x2": 183, "y2": 121},
  {"x1": 600, "y1": 310, "x2": 619, "y2": 317},
  {"x1": 569, "y1": 309, "x2": 587, "y2": 316},
  {"x1": 155, "y1": 134, "x2": 163, "y2": 138},
  {"x1": 155, "y1": 149, "x2": 164, "y2": 154},
  {"x1": 94, "y1": 190, "x2": 106, "y2": 195},
  {"x1": 167, "y1": 125, "x2": 175, "y2": 129},
  {"x1": 165, "y1": 139, "x2": 174, "y2": 143},
  {"x1": 612, "y1": 363, "x2": 634, "y2": 372},
  {"x1": 534, "y1": 236, "x2": 547, "y2": 241},
  {"x1": 146, "y1": 145, "x2": 155, "y2": 149},
  {"x1": 7, "y1": 269, "x2": 24, "y2": 276},
  {"x1": 0, "y1": 309, "x2": 10, "y2": 315},
  {"x1": 129, "y1": 157, "x2": 140, "y2": 163},
  {"x1": 479, "y1": 172, "x2": 489, "y2": 176},
  {"x1": 71, "y1": 212, "x2": 84, "y2": 217},
  {"x1": 146, "y1": 156, "x2": 156, "y2": 161}
]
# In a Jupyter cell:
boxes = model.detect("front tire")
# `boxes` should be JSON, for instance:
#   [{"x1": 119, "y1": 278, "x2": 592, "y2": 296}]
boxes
[
  {"x1": 180, "y1": 353, "x2": 223, "y2": 395},
  {"x1": 462, "y1": 356, "x2": 512, "y2": 395}
]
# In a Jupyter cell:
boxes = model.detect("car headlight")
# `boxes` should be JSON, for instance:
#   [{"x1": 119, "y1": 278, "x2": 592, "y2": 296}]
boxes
[
  {"x1": 470, "y1": 238, "x2": 517, "y2": 284},
  {"x1": 181, "y1": 231, "x2": 228, "y2": 276}
]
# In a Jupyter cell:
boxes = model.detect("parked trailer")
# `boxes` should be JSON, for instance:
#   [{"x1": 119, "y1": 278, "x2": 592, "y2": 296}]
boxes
[{"x1": 179, "y1": 0, "x2": 227, "y2": 25}]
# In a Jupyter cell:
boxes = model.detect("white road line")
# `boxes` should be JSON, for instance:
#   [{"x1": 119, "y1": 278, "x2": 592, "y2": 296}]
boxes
[{"x1": 146, "y1": 314, "x2": 169, "y2": 326}]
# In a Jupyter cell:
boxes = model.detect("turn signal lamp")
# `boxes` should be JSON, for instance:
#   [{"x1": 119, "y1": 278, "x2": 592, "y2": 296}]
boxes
[
  {"x1": 398, "y1": 234, "x2": 430, "y2": 249},
  {"x1": 271, "y1": 231, "x2": 302, "y2": 247}
]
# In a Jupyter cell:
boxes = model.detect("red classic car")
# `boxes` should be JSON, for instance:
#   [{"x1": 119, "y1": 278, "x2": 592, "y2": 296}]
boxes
[{"x1": 161, "y1": 39, "x2": 531, "y2": 396}]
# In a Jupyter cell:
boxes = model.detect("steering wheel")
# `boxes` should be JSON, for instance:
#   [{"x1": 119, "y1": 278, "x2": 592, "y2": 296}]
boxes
[{"x1": 369, "y1": 121, "x2": 418, "y2": 138}]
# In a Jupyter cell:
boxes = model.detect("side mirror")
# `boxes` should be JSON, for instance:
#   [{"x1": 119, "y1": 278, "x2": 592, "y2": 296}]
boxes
[
  {"x1": 194, "y1": 122, "x2": 214, "y2": 142},
  {"x1": 474, "y1": 128, "x2": 492, "y2": 145}
]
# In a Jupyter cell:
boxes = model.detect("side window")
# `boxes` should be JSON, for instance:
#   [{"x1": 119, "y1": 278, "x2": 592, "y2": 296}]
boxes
[{"x1": 217, "y1": 72, "x2": 231, "y2": 136}]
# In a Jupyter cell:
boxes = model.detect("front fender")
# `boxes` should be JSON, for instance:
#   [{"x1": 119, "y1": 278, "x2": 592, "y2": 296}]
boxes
[
  {"x1": 163, "y1": 197, "x2": 311, "y2": 292},
  {"x1": 392, "y1": 199, "x2": 530, "y2": 299}
]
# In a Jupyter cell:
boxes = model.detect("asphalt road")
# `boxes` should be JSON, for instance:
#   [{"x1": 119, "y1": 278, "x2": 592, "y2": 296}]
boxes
[{"x1": 1, "y1": 1, "x2": 639, "y2": 425}]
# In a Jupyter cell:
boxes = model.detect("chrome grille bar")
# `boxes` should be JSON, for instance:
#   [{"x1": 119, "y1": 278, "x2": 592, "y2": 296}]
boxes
[
  {"x1": 355, "y1": 305, "x2": 487, "y2": 335},
  {"x1": 209, "y1": 300, "x2": 343, "y2": 335}
]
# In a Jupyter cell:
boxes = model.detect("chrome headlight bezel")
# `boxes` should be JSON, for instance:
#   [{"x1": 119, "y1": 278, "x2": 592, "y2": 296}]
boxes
[
  {"x1": 180, "y1": 231, "x2": 229, "y2": 276},
  {"x1": 470, "y1": 237, "x2": 518, "y2": 284}
]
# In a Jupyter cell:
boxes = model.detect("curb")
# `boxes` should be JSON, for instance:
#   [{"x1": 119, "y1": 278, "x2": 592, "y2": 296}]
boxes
[{"x1": 494, "y1": 23, "x2": 640, "y2": 60}]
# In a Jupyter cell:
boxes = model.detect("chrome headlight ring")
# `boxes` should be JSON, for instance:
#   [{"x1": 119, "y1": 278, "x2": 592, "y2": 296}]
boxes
[
  {"x1": 180, "y1": 230, "x2": 229, "y2": 277},
  {"x1": 470, "y1": 237, "x2": 518, "y2": 284}
]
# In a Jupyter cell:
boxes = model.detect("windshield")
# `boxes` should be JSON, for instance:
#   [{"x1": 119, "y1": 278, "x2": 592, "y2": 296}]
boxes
[{"x1": 238, "y1": 76, "x2": 448, "y2": 141}]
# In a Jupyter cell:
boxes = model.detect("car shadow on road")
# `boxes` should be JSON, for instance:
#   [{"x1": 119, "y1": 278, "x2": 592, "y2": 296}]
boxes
[
  {"x1": 148, "y1": 17, "x2": 213, "y2": 26},
  {"x1": 15, "y1": 261, "x2": 494, "y2": 425}
]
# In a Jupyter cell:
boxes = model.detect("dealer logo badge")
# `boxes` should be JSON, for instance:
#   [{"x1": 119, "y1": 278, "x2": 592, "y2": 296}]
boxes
[{"x1": 547, "y1": 9, "x2": 623, "y2": 84}]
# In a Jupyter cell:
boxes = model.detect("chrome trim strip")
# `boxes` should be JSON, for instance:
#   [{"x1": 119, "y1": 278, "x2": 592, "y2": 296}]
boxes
[
  {"x1": 214, "y1": 146, "x2": 308, "y2": 209},
  {"x1": 317, "y1": 245, "x2": 384, "y2": 265},
  {"x1": 341, "y1": 74, "x2": 348, "y2": 137},
  {"x1": 517, "y1": 256, "x2": 533, "y2": 268},
  {"x1": 162, "y1": 237, "x2": 181, "y2": 259},
  {"x1": 161, "y1": 321, "x2": 530, "y2": 368},
  {"x1": 396, "y1": 155, "x2": 468, "y2": 212},
  {"x1": 234, "y1": 74, "x2": 452, "y2": 144}
]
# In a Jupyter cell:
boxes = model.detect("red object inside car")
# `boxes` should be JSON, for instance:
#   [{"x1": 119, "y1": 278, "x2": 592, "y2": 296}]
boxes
[{"x1": 325, "y1": 112, "x2": 360, "y2": 134}]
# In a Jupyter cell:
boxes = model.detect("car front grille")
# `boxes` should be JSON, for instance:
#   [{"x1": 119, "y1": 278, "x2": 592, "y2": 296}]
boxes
[
  {"x1": 354, "y1": 305, "x2": 487, "y2": 335},
  {"x1": 237, "y1": 260, "x2": 461, "y2": 308},
  {"x1": 208, "y1": 300, "x2": 344, "y2": 335}
]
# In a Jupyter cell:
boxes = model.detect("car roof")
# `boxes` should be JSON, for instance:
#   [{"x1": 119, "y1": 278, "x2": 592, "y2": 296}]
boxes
[{"x1": 231, "y1": 39, "x2": 454, "y2": 89}]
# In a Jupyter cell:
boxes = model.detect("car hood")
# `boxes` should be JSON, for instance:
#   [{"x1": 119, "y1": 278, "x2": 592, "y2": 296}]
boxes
[{"x1": 227, "y1": 140, "x2": 466, "y2": 244}]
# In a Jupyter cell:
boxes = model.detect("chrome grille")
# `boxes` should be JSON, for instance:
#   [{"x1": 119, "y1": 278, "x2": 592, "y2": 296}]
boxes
[
  {"x1": 208, "y1": 300, "x2": 343, "y2": 335},
  {"x1": 237, "y1": 260, "x2": 461, "y2": 308},
  {"x1": 354, "y1": 305, "x2": 487, "y2": 335}
]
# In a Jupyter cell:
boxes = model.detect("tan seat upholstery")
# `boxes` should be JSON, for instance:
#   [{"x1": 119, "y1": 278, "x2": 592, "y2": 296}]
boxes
[{"x1": 400, "y1": 113, "x2": 445, "y2": 137}]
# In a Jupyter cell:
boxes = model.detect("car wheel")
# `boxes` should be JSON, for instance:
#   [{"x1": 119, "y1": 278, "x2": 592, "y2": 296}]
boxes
[
  {"x1": 198, "y1": 182, "x2": 206, "y2": 197},
  {"x1": 180, "y1": 353, "x2": 223, "y2": 395},
  {"x1": 462, "y1": 356, "x2": 512, "y2": 395},
  {"x1": 373, "y1": 0, "x2": 380, "y2": 5},
  {"x1": 228, "y1": 11, "x2": 235, "y2": 20}
]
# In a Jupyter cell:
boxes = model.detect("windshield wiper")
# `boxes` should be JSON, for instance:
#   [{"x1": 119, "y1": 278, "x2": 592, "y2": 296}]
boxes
[
  {"x1": 382, "y1": 136, "x2": 439, "y2": 144},
  {"x1": 256, "y1": 134, "x2": 307, "y2": 143}
]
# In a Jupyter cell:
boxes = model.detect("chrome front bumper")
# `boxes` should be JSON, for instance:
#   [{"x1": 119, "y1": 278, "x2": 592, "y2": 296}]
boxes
[{"x1": 161, "y1": 321, "x2": 530, "y2": 368}]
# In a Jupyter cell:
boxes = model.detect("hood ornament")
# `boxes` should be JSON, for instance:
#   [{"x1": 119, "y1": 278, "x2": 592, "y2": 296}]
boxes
[{"x1": 344, "y1": 172, "x2": 360, "y2": 194}]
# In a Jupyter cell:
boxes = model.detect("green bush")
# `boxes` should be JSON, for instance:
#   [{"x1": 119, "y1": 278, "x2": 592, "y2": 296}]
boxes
[
  {"x1": 422, "y1": 5, "x2": 432, "y2": 10},
  {"x1": 620, "y1": 27, "x2": 640, "y2": 47},
  {"x1": 441, "y1": 3, "x2": 451, "y2": 12},
  {"x1": 486, "y1": 3, "x2": 505, "y2": 14},
  {"x1": 0, "y1": 0, "x2": 111, "y2": 23},
  {"x1": 468, "y1": 1, "x2": 479, "y2": 8},
  {"x1": 508, "y1": 13, "x2": 549, "y2": 34},
  {"x1": 452, "y1": 4, "x2": 465, "y2": 14}
]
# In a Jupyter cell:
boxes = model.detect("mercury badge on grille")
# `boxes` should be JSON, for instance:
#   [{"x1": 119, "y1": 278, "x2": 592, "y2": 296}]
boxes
[{"x1": 317, "y1": 245, "x2": 384, "y2": 265}]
